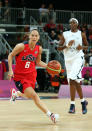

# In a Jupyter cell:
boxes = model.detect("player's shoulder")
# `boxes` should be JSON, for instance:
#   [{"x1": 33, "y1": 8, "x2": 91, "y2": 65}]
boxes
[
  {"x1": 81, "y1": 31, "x2": 85, "y2": 36},
  {"x1": 63, "y1": 30, "x2": 70, "y2": 38},
  {"x1": 63, "y1": 30, "x2": 70, "y2": 35},
  {"x1": 39, "y1": 45, "x2": 42, "y2": 52},
  {"x1": 36, "y1": 45, "x2": 42, "y2": 54},
  {"x1": 15, "y1": 43, "x2": 25, "y2": 50},
  {"x1": 77, "y1": 29, "x2": 81, "y2": 33}
]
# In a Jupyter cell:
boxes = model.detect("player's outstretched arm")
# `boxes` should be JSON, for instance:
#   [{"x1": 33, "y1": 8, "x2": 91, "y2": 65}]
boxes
[
  {"x1": 36, "y1": 46, "x2": 47, "y2": 68},
  {"x1": 8, "y1": 43, "x2": 24, "y2": 80}
]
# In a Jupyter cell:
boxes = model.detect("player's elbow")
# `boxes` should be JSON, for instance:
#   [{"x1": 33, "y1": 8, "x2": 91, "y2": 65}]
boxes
[
  {"x1": 36, "y1": 60, "x2": 41, "y2": 66},
  {"x1": 8, "y1": 53, "x2": 14, "y2": 60}
]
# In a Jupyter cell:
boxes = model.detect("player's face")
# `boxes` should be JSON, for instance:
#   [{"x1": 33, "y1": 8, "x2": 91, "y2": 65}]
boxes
[
  {"x1": 69, "y1": 20, "x2": 78, "y2": 30},
  {"x1": 29, "y1": 30, "x2": 40, "y2": 43}
]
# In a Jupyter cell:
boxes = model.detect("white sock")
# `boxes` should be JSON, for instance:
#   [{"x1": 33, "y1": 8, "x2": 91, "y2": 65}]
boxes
[
  {"x1": 70, "y1": 101, "x2": 75, "y2": 105},
  {"x1": 81, "y1": 98, "x2": 85, "y2": 102},
  {"x1": 15, "y1": 91, "x2": 18, "y2": 97},
  {"x1": 46, "y1": 111, "x2": 51, "y2": 117}
]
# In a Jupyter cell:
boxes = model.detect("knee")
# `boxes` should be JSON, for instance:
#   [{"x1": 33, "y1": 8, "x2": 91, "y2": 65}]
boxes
[
  {"x1": 70, "y1": 79, "x2": 81, "y2": 88},
  {"x1": 30, "y1": 93, "x2": 38, "y2": 100},
  {"x1": 70, "y1": 79, "x2": 76, "y2": 86},
  {"x1": 31, "y1": 93, "x2": 40, "y2": 105},
  {"x1": 25, "y1": 92, "x2": 37, "y2": 99}
]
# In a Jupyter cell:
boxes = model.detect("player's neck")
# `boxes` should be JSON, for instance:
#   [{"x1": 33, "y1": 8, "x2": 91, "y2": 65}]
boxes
[
  {"x1": 29, "y1": 42, "x2": 36, "y2": 50},
  {"x1": 71, "y1": 29, "x2": 78, "y2": 32}
]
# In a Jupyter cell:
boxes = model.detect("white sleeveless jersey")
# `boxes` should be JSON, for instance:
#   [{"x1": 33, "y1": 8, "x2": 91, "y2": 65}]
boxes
[{"x1": 63, "y1": 30, "x2": 84, "y2": 61}]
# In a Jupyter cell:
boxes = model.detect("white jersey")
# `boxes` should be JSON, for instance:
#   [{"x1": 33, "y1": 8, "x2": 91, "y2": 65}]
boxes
[{"x1": 63, "y1": 30, "x2": 84, "y2": 61}]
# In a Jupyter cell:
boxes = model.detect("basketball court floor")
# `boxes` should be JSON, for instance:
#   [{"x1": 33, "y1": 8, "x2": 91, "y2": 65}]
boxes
[{"x1": 0, "y1": 93, "x2": 92, "y2": 131}]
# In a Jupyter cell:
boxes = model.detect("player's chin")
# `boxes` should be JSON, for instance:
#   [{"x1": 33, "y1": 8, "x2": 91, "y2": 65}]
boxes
[
  {"x1": 32, "y1": 40, "x2": 37, "y2": 42},
  {"x1": 71, "y1": 25, "x2": 75, "y2": 29}
]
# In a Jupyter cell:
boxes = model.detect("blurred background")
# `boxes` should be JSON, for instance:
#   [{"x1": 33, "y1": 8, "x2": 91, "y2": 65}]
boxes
[{"x1": 0, "y1": 0, "x2": 92, "y2": 97}]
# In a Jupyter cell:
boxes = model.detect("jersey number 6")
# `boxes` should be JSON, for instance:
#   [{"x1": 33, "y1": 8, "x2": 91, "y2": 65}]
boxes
[{"x1": 25, "y1": 62, "x2": 30, "y2": 68}]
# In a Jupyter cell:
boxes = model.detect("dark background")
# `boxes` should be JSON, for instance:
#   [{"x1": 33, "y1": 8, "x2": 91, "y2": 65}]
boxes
[{"x1": 1, "y1": 0, "x2": 92, "y2": 11}]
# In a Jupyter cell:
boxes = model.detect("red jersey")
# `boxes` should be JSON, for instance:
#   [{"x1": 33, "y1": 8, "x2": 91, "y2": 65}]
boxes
[{"x1": 14, "y1": 42, "x2": 40, "y2": 81}]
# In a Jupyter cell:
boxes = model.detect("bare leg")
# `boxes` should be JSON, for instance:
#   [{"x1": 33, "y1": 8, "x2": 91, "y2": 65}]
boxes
[
  {"x1": 17, "y1": 91, "x2": 27, "y2": 98},
  {"x1": 74, "y1": 80, "x2": 88, "y2": 114},
  {"x1": 11, "y1": 87, "x2": 59, "y2": 122},
  {"x1": 16, "y1": 89, "x2": 48, "y2": 113},
  {"x1": 70, "y1": 79, "x2": 76, "y2": 101},
  {"x1": 68, "y1": 79, "x2": 76, "y2": 113},
  {"x1": 74, "y1": 81, "x2": 83, "y2": 99},
  {"x1": 24, "y1": 87, "x2": 49, "y2": 113}
]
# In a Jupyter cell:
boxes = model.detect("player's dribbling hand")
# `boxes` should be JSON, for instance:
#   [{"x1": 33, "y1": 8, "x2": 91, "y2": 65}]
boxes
[
  {"x1": 67, "y1": 40, "x2": 75, "y2": 48},
  {"x1": 76, "y1": 44, "x2": 83, "y2": 50},
  {"x1": 7, "y1": 70, "x2": 14, "y2": 80}
]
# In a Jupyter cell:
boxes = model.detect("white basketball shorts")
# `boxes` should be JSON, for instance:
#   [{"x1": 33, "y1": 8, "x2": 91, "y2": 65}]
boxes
[{"x1": 65, "y1": 56, "x2": 84, "y2": 83}]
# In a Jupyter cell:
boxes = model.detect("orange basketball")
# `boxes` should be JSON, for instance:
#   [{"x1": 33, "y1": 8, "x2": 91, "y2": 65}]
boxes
[{"x1": 46, "y1": 60, "x2": 61, "y2": 75}]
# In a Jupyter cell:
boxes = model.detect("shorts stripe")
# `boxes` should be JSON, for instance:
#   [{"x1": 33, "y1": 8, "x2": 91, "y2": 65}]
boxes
[
  {"x1": 14, "y1": 81, "x2": 23, "y2": 93},
  {"x1": 76, "y1": 56, "x2": 84, "y2": 79}
]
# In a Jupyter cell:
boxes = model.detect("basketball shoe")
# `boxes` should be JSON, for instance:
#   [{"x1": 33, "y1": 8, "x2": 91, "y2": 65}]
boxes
[
  {"x1": 10, "y1": 88, "x2": 17, "y2": 102},
  {"x1": 50, "y1": 113, "x2": 59, "y2": 123},
  {"x1": 81, "y1": 100, "x2": 88, "y2": 114},
  {"x1": 68, "y1": 104, "x2": 75, "y2": 113}
]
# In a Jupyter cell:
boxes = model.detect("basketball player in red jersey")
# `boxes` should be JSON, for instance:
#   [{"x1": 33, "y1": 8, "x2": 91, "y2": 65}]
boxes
[{"x1": 8, "y1": 29, "x2": 59, "y2": 123}]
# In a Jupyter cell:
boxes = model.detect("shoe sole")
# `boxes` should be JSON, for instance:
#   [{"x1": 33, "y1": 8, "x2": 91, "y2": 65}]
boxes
[{"x1": 68, "y1": 111, "x2": 75, "y2": 114}]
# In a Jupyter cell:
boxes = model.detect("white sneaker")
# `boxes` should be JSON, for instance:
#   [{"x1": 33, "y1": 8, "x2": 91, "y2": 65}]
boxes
[
  {"x1": 10, "y1": 88, "x2": 17, "y2": 102},
  {"x1": 50, "y1": 113, "x2": 59, "y2": 123}
]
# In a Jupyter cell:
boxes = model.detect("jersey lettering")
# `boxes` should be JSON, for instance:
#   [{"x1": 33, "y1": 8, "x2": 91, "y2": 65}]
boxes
[{"x1": 22, "y1": 54, "x2": 36, "y2": 61}]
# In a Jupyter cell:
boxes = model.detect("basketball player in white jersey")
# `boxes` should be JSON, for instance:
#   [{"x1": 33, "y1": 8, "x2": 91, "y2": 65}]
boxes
[{"x1": 57, "y1": 18, "x2": 88, "y2": 114}]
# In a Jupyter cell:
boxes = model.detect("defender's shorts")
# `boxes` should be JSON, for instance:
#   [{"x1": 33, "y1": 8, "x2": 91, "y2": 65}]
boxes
[{"x1": 65, "y1": 56, "x2": 84, "y2": 83}]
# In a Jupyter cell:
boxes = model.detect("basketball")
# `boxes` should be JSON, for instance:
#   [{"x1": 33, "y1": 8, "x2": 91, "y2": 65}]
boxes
[{"x1": 46, "y1": 60, "x2": 61, "y2": 75}]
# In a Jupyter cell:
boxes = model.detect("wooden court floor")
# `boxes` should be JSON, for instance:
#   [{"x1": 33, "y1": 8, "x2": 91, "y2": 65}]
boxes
[{"x1": 0, "y1": 93, "x2": 92, "y2": 131}]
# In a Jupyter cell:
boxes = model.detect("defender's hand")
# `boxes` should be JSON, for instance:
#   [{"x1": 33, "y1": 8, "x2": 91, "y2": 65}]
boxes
[
  {"x1": 76, "y1": 45, "x2": 83, "y2": 50},
  {"x1": 67, "y1": 40, "x2": 75, "y2": 48}
]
